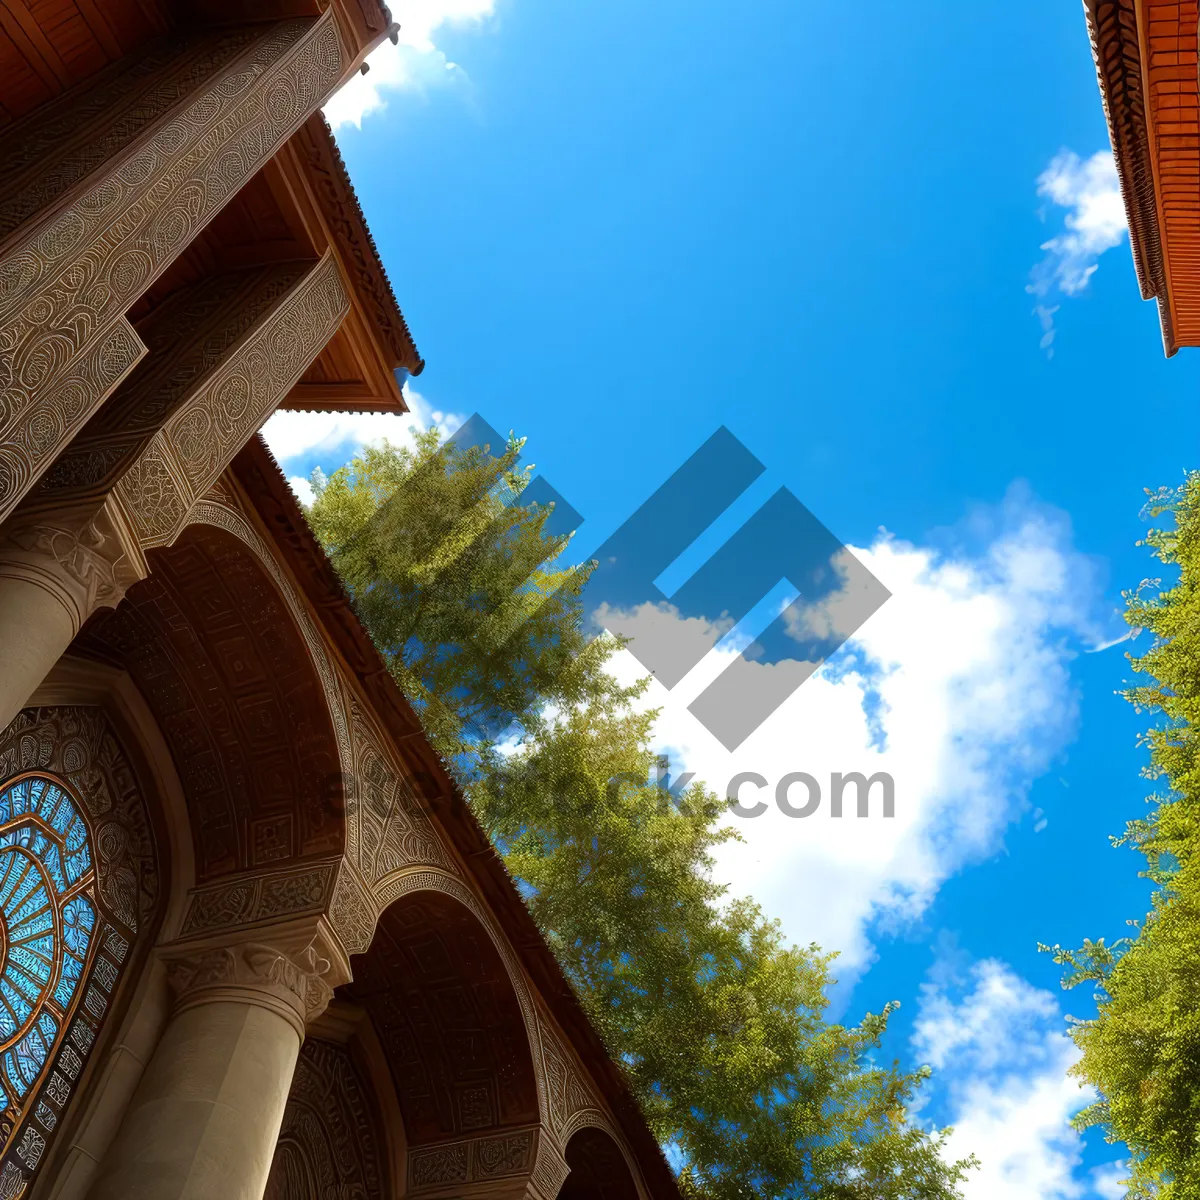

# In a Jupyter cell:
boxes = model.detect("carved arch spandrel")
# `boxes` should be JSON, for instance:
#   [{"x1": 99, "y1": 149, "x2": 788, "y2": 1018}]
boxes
[{"x1": 535, "y1": 1014, "x2": 652, "y2": 1200}]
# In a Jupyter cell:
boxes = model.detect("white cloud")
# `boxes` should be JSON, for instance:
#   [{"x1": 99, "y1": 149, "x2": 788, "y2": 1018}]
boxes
[
  {"x1": 288, "y1": 475, "x2": 316, "y2": 507},
  {"x1": 262, "y1": 385, "x2": 465, "y2": 503},
  {"x1": 602, "y1": 485, "x2": 1115, "y2": 976},
  {"x1": 324, "y1": 0, "x2": 498, "y2": 129},
  {"x1": 912, "y1": 958, "x2": 1093, "y2": 1199},
  {"x1": 1028, "y1": 150, "x2": 1127, "y2": 354},
  {"x1": 1089, "y1": 1161, "x2": 1129, "y2": 1200}
]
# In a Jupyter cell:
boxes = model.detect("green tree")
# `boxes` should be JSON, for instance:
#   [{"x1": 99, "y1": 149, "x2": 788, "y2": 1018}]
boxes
[
  {"x1": 308, "y1": 434, "x2": 973, "y2": 1200},
  {"x1": 306, "y1": 429, "x2": 623, "y2": 770},
  {"x1": 1045, "y1": 473, "x2": 1200, "y2": 1200}
]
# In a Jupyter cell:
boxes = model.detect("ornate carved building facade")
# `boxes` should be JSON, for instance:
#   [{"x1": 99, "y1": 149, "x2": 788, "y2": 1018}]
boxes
[{"x1": 0, "y1": 3, "x2": 679, "y2": 1199}]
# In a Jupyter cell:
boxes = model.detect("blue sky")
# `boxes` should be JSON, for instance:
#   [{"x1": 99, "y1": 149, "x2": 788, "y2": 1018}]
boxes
[{"x1": 262, "y1": 2, "x2": 1200, "y2": 1193}]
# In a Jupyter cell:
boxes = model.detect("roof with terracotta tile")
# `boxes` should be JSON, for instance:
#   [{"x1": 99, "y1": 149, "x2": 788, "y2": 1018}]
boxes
[{"x1": 1086, "y1": 0, "x2": 1200, "y2": 354}]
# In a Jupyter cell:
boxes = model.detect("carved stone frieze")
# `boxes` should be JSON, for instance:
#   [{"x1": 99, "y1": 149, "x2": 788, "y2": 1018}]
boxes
[
  {"x1": 0, "y1": 13, "x2": 346, "y2": 524},
  {"x1": 41, "y1": 266, "x2": 307, "y2": 497},
  {"x1": 408, "y1": 1126, "x2": 568, "y2": 1200},
  {"x1": 0, "y1": 28, "x2": 261, "y2": 243},
  {"x1": 117, "y1": 254, "x2": 349, "y2": 548},
  {"x1": 180, "y1": 862, "x2": 338, "y2": 938}
]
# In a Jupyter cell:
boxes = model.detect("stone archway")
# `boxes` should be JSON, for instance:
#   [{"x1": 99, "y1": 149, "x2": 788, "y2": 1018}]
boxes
[
  {"x1": 559, "y1": 1126, "x2": 641, "y2": 1200},
  {"x1": 76, "y1": 522, "x2": 346, "y2": 882},
  {"x1": 264, "y1": 1037, "x2": 389, "y2": 1200},
  {"x1": 345, "y1": 888, "x2": 541, "y2": 1149}
]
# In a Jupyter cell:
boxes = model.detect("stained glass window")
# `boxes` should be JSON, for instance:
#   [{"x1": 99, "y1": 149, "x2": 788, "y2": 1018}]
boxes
[{"x1": 0, "y1": 773, "x2": 135, "y2": 1194}]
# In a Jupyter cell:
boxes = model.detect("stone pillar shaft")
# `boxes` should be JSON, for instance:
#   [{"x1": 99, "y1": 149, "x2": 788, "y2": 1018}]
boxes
[
  {"x1": 85, "y1": 934, "x2": 342, "y2": 1200},
  {"x1": 85, "y1": 1001, "x2": 300, "y2": 1200}
]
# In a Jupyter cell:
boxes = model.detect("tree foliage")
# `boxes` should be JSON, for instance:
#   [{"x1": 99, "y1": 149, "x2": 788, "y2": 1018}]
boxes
[
  {"x1": 1045, "y1": 473, "x2": 1200, "y2": 1200},
  {"x1": 308, "y1": 434, "x2": 973, "y2": 1200}
]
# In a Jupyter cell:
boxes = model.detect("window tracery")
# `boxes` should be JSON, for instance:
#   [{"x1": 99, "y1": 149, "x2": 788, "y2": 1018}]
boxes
[{"x1": 0, "y1": 769, "x2": 140, "y2": 1197}]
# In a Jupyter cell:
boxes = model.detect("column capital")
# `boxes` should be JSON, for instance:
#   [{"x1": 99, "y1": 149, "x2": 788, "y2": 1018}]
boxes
[
  {"x1": 160, "y1": 918, "x2": 351, "y2": 1041},
  {"x1": 0, "y1": 495, "x2": 147, "y2": 628}
]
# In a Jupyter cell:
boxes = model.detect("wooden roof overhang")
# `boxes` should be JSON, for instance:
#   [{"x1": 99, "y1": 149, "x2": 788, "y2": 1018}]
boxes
[
  {"x1": 1087, "y1": 0, "x2": 1200, "y2": 354},
  {"x1": 0, "y1": 0, "x2": 422, "y2": 411},
  {"x1": 229, "y1": 434, "x2": 681, "y2": 1200}
]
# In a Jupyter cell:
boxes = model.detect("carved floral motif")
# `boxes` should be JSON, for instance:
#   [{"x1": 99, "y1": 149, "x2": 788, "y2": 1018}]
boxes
[
  {"x1": 0, "y1": 499, "x2": 145, "y2": 625},
  {"x1": 165, "y1": 939, "x2": 336, "y2": 1031}
]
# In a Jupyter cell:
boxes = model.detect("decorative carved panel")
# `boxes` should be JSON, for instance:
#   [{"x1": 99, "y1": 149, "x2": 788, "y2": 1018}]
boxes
[
  {"x1": 119, "y1": 254, "x2": 349, "y2": 548},
  {"x1": 41, "y1": 265, "x2": 309, "y2": 496},
  {"x1": 409, "y1": 1127, "x2": 537, "y2": 1191},
  {"x1": 180, "y1": 861, "x2": 338, "y2": 938},
  {"x1": 0, "y1": 29, "x2": 259, "y2": 244},
  {"x1": 78, "y1": 525, "x2": 342, "y2": 881},
  {"x1": 345, "y1": 889, "x2": 539, "y2": 1146},
  {"x1": 0, "y1": 707, "x2": 158, "y2": 1199},
  {"x1": 0, "y1": 13, "x2": 346, "y2": 524},
  {"x1": 264, "y1": 1038, "x2": 387, "y2": 1200}
]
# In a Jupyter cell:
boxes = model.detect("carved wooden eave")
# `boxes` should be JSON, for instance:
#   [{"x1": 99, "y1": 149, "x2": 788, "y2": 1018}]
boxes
[
  {"x1": 1086, "y1": 0, "x2": 1200, "y2": 355},
  {"x1": 292, "y1": 113, "x2": 425, "y2": 381},
  {"x1": 260, "y1": 113, "x2": 424, "y2": 415},
  {"x1": 229, "y1": 435, "x2": 680, "y2": 1200}
]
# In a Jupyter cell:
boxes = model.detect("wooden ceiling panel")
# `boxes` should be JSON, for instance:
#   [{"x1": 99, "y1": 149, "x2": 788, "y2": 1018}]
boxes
[
  {"x1": 0, "y1": 24, "x2": 52, "y2": 121},
  {"x1": 0, "y1": 0, "x2": 170, "y2": 130}
]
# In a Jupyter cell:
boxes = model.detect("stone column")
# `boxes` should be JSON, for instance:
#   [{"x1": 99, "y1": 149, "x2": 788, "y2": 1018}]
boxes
[
  {"x1": 86, "y1": 927, "x2": 346, "y2": 1200},
  {"x1": 0, "y1": 498, "x2": 145, "y2": 734}
]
